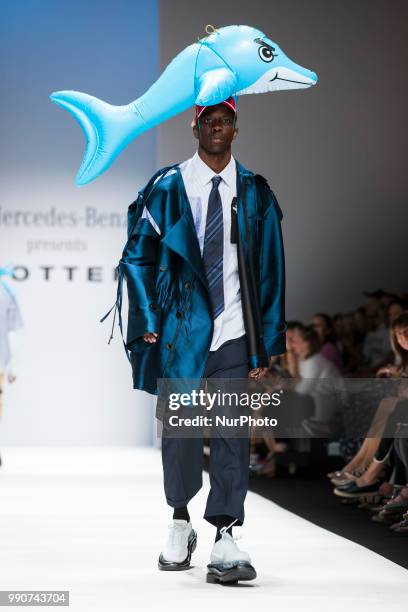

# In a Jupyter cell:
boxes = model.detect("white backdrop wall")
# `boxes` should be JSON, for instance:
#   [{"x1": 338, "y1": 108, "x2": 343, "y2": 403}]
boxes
[{"x1": 0, "y1": 1, "x2": 159, "y2": 445}]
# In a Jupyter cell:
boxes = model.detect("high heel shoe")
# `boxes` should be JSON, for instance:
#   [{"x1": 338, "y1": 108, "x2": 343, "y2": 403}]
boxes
[
  {"x1": 393, "y1": 510, "x2": 408, "y2": 533},
  {"x1": 327, "y1": 465, "x2": 362, "y2": 480},
  {"x1": 334, "y1": 480, "x2": 382, "y2": 499},
  {"x1": 381, "y1": 487, "x2": 408, "y2": 513},
  {"x1": 330, "y1": 466, "x2": 369, "y2": 487}
]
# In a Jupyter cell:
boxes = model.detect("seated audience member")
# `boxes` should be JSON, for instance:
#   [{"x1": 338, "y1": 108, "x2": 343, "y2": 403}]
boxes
[
  {"x1": 381, "y1": 432, "x2": 408, "y2": 529},
  {"x1": 332, "y1": 313, "x2": 361, "y2": 374},
  {"x1": 275, "y1": 320, "x2": 303, "y2": 377},
  {"x1": 362, "y1": 290, "x2": 393, "y2": 372},
  {"x1": 334, "y1": 399, "x2": 408, "y2": 499},
  {"x1": 312, "y1": 312, "x2": 344, "y2": 372},
  {"x1": 330, "y1": 312, "x2": 408, "y2": 490},
  {"x1": 250, "y1": 322, "x2": 310, "y2": 475},
  {"x1": 290, "y1": 325, "x2": 342, "y2": 434},
  {"x1": 376, "y1": 311, "x2": 408, "y2": 377},
  {"x1": 387, "y1": 299, "x2": 405, "y2": 328}
]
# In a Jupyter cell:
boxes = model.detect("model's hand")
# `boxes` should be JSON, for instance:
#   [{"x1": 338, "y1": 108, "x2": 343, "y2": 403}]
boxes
[
  {"x1": 248, "y1": 367, "x2": 269, "y2": 379},
  {"x1": 143, "y1": 332, "x2": 159, "y2": 343},
  {"x1": 7, "y1": 371, "x2": 16, "y2": 384}
]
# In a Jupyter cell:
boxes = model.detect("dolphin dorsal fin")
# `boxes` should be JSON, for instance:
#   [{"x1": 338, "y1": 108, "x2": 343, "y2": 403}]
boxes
[{"x1": 195, "y1": 68, "x2": 237, "y2": 106}]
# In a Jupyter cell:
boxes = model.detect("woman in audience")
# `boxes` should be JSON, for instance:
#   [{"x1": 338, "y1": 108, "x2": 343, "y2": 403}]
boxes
[
  {"x1": 329, "y1": 312, "x2": 408, "y2": 487},
  {"x1": 387, "y1": 300, "x2": 405, "y2": 327},
  {"x1": 334, "y1": 399, "x2": 408, "y2": 500},
  {"x1": 291, "y1": 325, "x2": 341, "y2": 379},
  {"x1": 312, "y1": 312, "x2": 344, "y2": 372},
  {"x1": 332, "y1": 313, "x2": 362, "y2": 373},
  {"x1": 289, "y1": 325, "x2": 342, "y2": 436}
]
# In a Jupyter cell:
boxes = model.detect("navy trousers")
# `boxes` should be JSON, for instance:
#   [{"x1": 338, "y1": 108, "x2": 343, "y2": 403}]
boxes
[{"x1": 160, "y1": 333, "x2": 250, "y2": 526}]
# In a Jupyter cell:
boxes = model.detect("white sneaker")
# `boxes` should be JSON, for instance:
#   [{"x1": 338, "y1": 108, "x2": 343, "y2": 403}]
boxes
[
  {"x1": 158, "y1": 520, "x2": 197, "y2": 571},
  {"x1": 207, "y1": 520, "x2": 256, "y2": 584},
  {"x1": 210, "y1": 530, "x2": 251, "y2": 566}
]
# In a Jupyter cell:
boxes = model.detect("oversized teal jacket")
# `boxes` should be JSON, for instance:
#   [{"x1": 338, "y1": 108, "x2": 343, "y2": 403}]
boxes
[{"x1": 110, "y1": 159, "x2": 286, "y2": 396}]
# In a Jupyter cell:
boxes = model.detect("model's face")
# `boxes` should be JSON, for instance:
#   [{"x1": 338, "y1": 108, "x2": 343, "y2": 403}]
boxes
[
  {"x1": 395, "y1": 326, "x2": 408, "y2": 351},
  {"x1": 193, "y1": 104, "x2": 238, "y2": 154}
]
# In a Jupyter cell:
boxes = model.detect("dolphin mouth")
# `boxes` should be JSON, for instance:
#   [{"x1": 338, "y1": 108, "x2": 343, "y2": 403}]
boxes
[
  {"x1": 269, "y1": 72, "x2": 312, "y2": 86},
  {"x1": 236, "y1": 66, "x2": 317, "y2": 95}
]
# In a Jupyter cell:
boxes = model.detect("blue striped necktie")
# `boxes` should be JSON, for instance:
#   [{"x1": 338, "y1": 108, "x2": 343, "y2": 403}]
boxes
[{"x1": 202, "y1": 176, "x2": 224, "y2": 319}]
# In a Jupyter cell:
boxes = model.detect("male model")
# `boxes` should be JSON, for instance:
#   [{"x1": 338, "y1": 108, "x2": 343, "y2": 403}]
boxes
[{"x1": 119, "y1": 97, "x2": 286, "y2": 583}]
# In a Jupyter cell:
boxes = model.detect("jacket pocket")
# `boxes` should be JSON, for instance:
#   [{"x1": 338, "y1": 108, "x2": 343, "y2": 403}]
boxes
[{"x1": 159, "y1": 280, "x2": 194, "y2": 377}]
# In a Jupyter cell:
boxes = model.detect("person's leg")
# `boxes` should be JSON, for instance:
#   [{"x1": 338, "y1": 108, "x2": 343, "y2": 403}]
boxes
[
  {"x1": 354, "y1": 400, "x2": 408, "y2": 487},
  {"x1": 158, "y1": 396, "x2": 205, "y2": 570},
  {"x1": 196, "y1": 334, "x2": 257, "y2": 583},
  {"x1": 388, "y1": 405, "x2": 408, "y2": 489},
  {"x1": 202, "y1": 335, "x2": 250, "y2": 529},
  {"x1": 389, "y1": 445, "x2": 407, "y2": 486},
  {"x1": 161, "y1": 433, "x2": 203, "y2": 510},
  {"x1": 206, "y1": 433, "x2": 250, "y2": 529},
  {"x1": 332, "y1": 396, "x2": 402, "y2": 480},
  {"x1": 173, "y1": 506, "x2": 190, "y2": 521},
  {"x1": 366, "y1": 396, "x2": 401, "y2": 438},
  {"x1": 380, "y1": 438, "x2": 408, "y2": 512},
  {"x1": 394, "y1": 435, "x2": 408, "y2": 481}
]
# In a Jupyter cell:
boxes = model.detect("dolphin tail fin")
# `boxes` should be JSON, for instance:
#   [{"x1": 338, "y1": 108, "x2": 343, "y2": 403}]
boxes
[{"x1": 49, "y1": 91, "x2": 142, "y2": 185}]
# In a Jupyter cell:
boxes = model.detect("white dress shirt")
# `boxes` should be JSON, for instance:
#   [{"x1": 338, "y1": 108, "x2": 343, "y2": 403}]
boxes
[{"x1": 141, "y1": 152, "x2": 245, "y2": 351}]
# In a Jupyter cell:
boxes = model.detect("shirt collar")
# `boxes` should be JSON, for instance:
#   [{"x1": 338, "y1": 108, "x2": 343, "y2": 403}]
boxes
[{"x1": 191, "y1": 152, "x2": 236, "y2": 188}]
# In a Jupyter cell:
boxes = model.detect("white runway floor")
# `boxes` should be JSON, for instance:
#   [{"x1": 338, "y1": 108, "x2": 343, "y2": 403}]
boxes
[{"x1": 0, "y1": 447, "x2": 407, "y2": 611}]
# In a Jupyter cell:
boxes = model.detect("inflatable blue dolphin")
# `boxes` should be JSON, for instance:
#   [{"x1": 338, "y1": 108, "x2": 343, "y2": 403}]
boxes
[{"x1": 50, "y1": 25, "x2": 317, "y2": 186}]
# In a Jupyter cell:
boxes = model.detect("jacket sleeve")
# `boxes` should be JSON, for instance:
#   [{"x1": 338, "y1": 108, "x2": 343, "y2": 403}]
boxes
[
  {"x1": 120, "y1": 214, "x2": 161, "y2": 352},
  {"x1": 258, "y1": 183, "x2": 287, "y2": 357}
]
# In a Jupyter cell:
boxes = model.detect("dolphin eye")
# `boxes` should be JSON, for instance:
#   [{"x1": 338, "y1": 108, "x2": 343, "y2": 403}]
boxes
[{"x1": 258, "y1": 46, "x2": 274, "y2": 63}]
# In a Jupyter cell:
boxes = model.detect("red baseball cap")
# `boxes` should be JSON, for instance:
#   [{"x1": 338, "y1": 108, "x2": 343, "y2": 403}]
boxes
[{"x1": 195, "y1": 96, "x2": 237, "y2": 122}]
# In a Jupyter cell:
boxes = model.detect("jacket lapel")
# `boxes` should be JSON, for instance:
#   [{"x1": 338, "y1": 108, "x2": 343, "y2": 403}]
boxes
[
  {"x1": 160, "y1": 167, "x2": 209, "y2": 290},
  {"x1": 160, "y1": 161, "x2": 258, "y2": 294},
  {"x1": 236, "y1": 160, "x2": 258, "y2": 224}
]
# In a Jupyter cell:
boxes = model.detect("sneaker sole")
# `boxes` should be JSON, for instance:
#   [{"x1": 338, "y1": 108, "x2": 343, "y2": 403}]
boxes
[
  {"x1": 206, "y1": 562, "x2": 257, "y2": 584},
  {"x1": 158, "y1": 530, "x2": 197, "y2": 571}
]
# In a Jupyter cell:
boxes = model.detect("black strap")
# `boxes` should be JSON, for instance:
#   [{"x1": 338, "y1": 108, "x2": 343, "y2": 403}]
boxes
[
  {"x1": 230, "y1": 197, "x2": 238, "y2": 244},
  {"x1": 237, "y1": 177, "x2": 268, "y2": 368}
]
